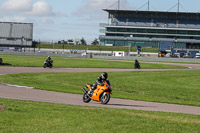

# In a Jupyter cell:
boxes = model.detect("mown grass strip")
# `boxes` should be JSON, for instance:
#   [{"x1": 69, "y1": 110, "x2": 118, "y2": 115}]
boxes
[
  {"x1": 0, "y1": 54, "x2": 187, "y2": 69},
  {"x1": 0, "y1": 70, "x2": 200, "y2": 106},
  {"x1": 0, "y1": 98, "x2": 200, "y2": 133}
]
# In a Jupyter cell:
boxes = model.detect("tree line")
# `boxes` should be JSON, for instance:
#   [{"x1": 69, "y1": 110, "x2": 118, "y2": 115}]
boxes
[{"x1": 57, "y1": 37, "x2": 99, "y2": 45}]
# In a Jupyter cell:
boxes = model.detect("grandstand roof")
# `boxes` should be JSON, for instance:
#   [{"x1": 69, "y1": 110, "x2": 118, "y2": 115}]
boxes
[{"x1": 103, "y1": 9, "x2": 200, "y2": 20}]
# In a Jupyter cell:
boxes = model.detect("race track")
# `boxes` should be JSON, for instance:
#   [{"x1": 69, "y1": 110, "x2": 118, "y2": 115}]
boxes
[{"x1": 0, "y1": 62, "x2": 200, "y2": 115}]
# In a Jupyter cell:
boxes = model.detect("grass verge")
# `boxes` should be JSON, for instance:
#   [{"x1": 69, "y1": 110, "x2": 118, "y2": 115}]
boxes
[
  {"x1": 0, "y1": 70, "x2": 200, "y2": 106},
  {"x1": 0, "y1": 98, "x2": 200, "y2": 133},
  {"x1": 0, "y1": 54, "x2": 187, "y2": 69}
]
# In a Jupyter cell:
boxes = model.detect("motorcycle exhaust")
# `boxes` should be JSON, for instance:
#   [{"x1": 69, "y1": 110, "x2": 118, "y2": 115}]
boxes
[{"x1": 81, "y1": 87, "x2": 87, "y2": 94}]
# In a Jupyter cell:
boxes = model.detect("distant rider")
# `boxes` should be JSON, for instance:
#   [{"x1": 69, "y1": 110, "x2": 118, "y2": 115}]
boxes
[
  {"x1": 46, "y1": 56, "x2": 53, "y2": 66},
  {"x1": 46, "y1": 56, "x2": 51, "y2": 61},
  {"x1": 134, "y1": 59, "x2": 140, "y2": 69},
  {"x1": 88, "y1": 72, "x2": 110, "y2": 95}
]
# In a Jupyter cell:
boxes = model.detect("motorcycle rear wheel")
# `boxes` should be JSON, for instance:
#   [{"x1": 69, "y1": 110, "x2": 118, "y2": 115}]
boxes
[
  {"x1": 83, "y1": 93, "x2": 91, "y2": 103},
  {"x1": 100, "y1": 92, "x2": 110, "y2": 104}
]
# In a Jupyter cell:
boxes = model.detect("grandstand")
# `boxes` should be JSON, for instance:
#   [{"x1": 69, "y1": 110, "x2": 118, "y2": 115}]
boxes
[
  {"x1": 99, "y1": 9, "x2": 200, "y2": 49},
  {"x1": 0, "y1": 22, "x2": 33, "y2": 47}
]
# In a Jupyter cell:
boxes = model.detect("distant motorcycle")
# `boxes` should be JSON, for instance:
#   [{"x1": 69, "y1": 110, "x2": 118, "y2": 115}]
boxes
[
  {"x1": 43, "y1": 60, "x2": 53, "y2": 68},
  {"x1": 0, "y1": 58, "x2": 2, "y2": 65},
  {"x1": 134, "y1": 60, "x2": 140, "y2": 69},
  {"x1": 134, "y1": 62, "x2": 140, "y2": 69},
  {"x1": 81, "y1": 80, "x2": 112, "y2": 104}
]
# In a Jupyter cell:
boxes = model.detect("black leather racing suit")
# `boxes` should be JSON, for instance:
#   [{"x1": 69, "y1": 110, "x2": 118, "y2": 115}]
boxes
[{"x1": 91, "y1": 76, "x2": 110, "y2": 91}]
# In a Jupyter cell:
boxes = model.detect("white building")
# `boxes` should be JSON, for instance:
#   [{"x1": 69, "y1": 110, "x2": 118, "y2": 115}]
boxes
[
  {"x1": 113, "y1": 51, "x2": 129, "y2": 56},
  {"x1": 0, "y1": 22, "x2": 33, "y2": 47}
]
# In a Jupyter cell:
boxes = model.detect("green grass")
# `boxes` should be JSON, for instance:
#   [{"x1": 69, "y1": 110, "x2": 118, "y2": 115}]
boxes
[
  {"x1": 1, "y1": 70, "x2": 200, "y2": 106},
  {"x1": 0, "y1": 54, "x2": 187, "y2": 69},
  {"x1": 141, "y1": 60, "x2": 200, "y2": 64},
  {"x1": 37, "y1": 44, "x2": 159, "y2": 53},
  {"x1": 1, "y1": 98, "x2": 200, "y2": 133}
]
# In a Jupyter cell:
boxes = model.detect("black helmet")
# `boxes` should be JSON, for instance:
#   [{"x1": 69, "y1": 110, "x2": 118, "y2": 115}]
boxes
[{"x1": 101, "y1": 72, "x2": 108, "y2": 80}]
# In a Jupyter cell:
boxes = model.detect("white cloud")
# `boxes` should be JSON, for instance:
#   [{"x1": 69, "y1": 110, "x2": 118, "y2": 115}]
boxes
[
  {"x1": 0, "y1": 0, "x2": 67, "y2": 17},
  {"x1": 83, "y1": 0, "x2": 118, "y2": 10},
  {"x1": 73, "y1": 0, "x2": 130, "y2": 19},
  {"x1": 39, "y1": 17, "x2": 54, "y2": 24},
  {"x1": 75, "y1": 0, "x2": 115, "y2": 14},
  {"x1": 55, "y1": 12, "x2": 68, "y2": 17},
  {"x1": 26, "y1": 1, "x2": 55, "y2": 17},
  {"x1": 12, "y1": 16, "x2": 28, "y2": 22},
  {"x1": 0, "y1": 0, "x2": 32, "y2": 12},
  {"x1": 0, "y1": 16, "x2": 33, "y2": 23}
]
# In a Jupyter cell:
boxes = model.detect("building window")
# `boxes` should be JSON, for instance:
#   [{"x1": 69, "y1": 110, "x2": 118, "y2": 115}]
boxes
[
  {"x1": 137, "y1": 29, "x2": 147, "y2": 33},
  {"x1": 167, "y1": 30, "x2": 177, "y2": 34},
  {"x1": 157, "y1": 30, "x2": 166, "y2": 34},
  {"x1": 117, "y1": 28, "x2": 127, "y2": 32},
  {"x1": 188, "y1": 31, "x2": 198, "y2": 35},
  {"x1": 177, "y1": 30, "x2": 187, "y2": 34}
]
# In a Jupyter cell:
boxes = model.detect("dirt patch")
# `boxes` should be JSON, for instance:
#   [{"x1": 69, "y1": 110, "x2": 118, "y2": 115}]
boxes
[{"x1": 0, "y1": 105, "x2": 6, "y2": 111}]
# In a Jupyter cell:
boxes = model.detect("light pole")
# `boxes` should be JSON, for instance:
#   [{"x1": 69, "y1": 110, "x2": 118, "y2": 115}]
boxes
[
  {"x1": 63, "y1": 44, "x2": 64, "y2": 54},
  {"x1": 26, "y1": 38, "x2": 28, "y2": 51},
  {"x1": 21, "y1": 36, "x2": 24, "y2": 52}
]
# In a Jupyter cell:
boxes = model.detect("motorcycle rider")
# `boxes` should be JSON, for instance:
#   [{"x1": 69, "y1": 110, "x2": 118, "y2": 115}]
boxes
[
  {"x1": 45, "y1": 56, "x2": 53, "y2": 66},
  {"x1": 46, "y1": 56, "x2": 51, "y2": 61},
  {"x1": 134, "y1": 59, "x2": 140, "y2": 69},
  {"x1": 88, "y1": 72, "x2": 109, "y2": 96}
]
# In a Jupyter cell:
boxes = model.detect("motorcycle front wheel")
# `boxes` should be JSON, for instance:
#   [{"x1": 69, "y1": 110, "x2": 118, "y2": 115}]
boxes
[
  {"x1": 43, "y1": 63, "x2": 47, "y2": 68},
  {"x1": 100, "y1": 92, "x2": 110, "y2": 104},
  {"x1": 83, "y1": 93, "x2": 91, "y2": 103}
]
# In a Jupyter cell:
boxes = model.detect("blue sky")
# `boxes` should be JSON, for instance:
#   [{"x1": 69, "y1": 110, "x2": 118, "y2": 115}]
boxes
[{"x1": 0, "y1": 0, "x2": 200, "y2": 43}]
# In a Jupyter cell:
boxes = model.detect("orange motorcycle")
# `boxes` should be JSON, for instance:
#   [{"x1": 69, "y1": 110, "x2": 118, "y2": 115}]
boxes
[{"x1": 81, "y1": 80, "x2": 112, "y2": 104}]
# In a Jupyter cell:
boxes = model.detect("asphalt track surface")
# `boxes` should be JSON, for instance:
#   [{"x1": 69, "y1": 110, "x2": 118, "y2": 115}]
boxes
[{"x1": 1, "y1": 62, "x2": 200, "y2": 115}]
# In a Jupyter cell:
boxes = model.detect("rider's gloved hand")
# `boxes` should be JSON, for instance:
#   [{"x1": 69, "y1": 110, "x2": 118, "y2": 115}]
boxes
[{"x1": 91, "y1": 86, "x2": 95, "y2": 90}]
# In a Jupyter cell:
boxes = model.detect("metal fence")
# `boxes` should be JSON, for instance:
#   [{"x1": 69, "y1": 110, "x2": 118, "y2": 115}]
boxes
[{"x1": 0, "y1": 50, "x2": 200, "y2": 63}]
